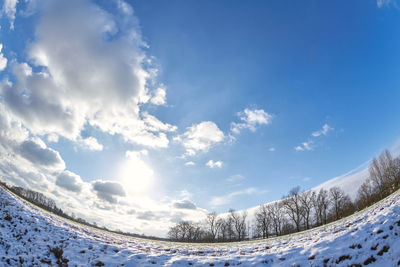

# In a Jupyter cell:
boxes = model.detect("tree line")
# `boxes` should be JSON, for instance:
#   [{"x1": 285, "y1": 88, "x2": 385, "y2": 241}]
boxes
[
  {"x1": 168, "y1": 149, "x2": 400, "y2": 242},
  {"x1": 0, "y1": 181, "x2": 168, "y2": 241}
]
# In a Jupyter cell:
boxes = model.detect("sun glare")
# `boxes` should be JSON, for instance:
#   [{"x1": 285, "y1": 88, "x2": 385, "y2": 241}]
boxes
[{"x1": 119, "y1": 154, "x2": 154, "y2": 195}]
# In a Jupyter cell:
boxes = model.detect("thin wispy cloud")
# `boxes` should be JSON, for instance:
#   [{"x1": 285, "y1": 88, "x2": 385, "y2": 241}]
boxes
[
  {"x1": 226, "y1": 174, "x2": 245, "y2": 183},
  {"x1": 210, "y1": 187, "x2": 268, "y2": 207},
  {"x1": 312, "y1": 124, "x2": 333, "y2": 137},
  {"x1": 295, "y1": 124, "x2": 333, "y2": 152},
  {"x1": 377, "y1": 0, "x2": 399, "y2": 8},
  {"x1": 295, "y1": 141, "x2": 313, "y2": 152}
]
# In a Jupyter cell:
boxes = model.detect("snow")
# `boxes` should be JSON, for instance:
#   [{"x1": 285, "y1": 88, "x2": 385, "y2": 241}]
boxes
[{"x1": 1, "y1": 187, "x2": 400, "y2": 266}]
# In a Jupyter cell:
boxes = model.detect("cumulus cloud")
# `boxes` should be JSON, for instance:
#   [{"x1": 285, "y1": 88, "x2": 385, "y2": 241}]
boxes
[
  {"x1": 16, "y1": 138, "x2": 65, "y2": 170},
  {"x1": 0, "y1": 0, "x2": 209, "y2": 237},
  {"x1": 92, "y1": 180, "x2": 126, "y2": 204},
  {"x1": 47, "y1": 133, "x2": 59, "y2": 143},
  {"x1": 0, "y1": 0, "x2": 175, "y2": 148},
  {"x1": 56, "y1": 170, "x2": 83, "y2": 193},
  {"x1": 78, "y1": 136, "x2": 103, "y2": 151},
  {"x1": 0, "y1": 103, "x2": 29, "y2": 144},
  {"x1": 0, "y1": 44, "x2": 7, "y2": 71},
  {"x1": 0, "y1": 104, "x2": 58, "y2": 191},
  {"x1": 172, "y1": 199, "x2": 197, "y2": 210},
  {"x1": 150, "y1": 86, "x2": 166, "y2": 105},
  {"x1": 206, "y1": 160, "x2": 223, "y2": 168},
  {"x1": 184, "y1": 161, "x2": 195, "y2": 166},
  {"x1": 175, "y1": 121, "x2": 225, "y2": 156},
  {"x1": 231, "y1": 108, "x2": 272, "y2": 134},
  {"x1": 1, "y1": 0, "x2": 18, "y2": 29},
  {"x1": 312, "y1": 124, "x2": 333, "y2": 137},
  {"x1": 142, "y1": 112, "x2": 177, "y2": 133}
]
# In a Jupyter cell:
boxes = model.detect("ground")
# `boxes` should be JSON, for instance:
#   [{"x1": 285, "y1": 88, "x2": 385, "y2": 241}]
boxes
[{"x1": 0, "y1": 187, "x2": 399, "y2": 266}]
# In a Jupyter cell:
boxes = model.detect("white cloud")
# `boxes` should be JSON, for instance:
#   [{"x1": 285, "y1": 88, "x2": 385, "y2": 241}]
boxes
[
  {"x1": 142, "y1": 112, "x2": 177, "y2": 133},
  {"x1": 294, "y1": 141, "x2": 313, "y2": 152},
  {"x1": 269, "y1": 147, "x2": 276, "y2": 152},
  {"x1": 178, "y1": 190, "x2": 192, "y2": 199},
  {"x1": 172, "y1": 199, "x2": 197, "y2": 210},
  {"x1": 377, "y1": 0, "x2": 399, "y2": 7},
  {"x1": 0, "y1": 0, "x2": 175, "y2": 148},
  {"x1": 312, "y1": 124, "x2": 333, "y2": 137},
  {"x1": 125, "y1": 149, "x2": 148, "y2": 158},
  {"x1": 92, "y1": 180, "x2": 126, "y2": 204},
  {"x1": 16, "y1": 138, "x2": 65, "y2": 170},
  {"x1": 150, "y1": 86, "x2": 166, "y2": 105},
  {"x1": 210, "y1": 187, "x2": 267, "y2": 207},
  {"x1": 231, "y1": 108, "x2": 272, "y2": 134},
  {"x1": 0, "y1": 44, "x2": 7, "y2": 71},
  {"x1": 1, "y1": 0, "x2": 18, "y2": 29},
  {"x1": 295, "y1": 123, "x2": 333, "y2": 152},
  {"x1": 79, "y1": 136, "x2": 103, "y2": 151},
  {"x1": 47, "y1": 133, "x2": 59, "y2": 143},
  {"x1": 175, "y1": 121, "x2": 225, "y2": 156},
  {"x1": 56, "y1": 170, "x2": 84, "y2": 193},
  {"x1": 206, "y1": 160, "x2": 223, "y2": 169},
  {"x1": 0, "y1": 1, "x2": 213, "y2": 237},
  {"x1": 184, "y1": 161, "x2": 195, "y2": 166}
]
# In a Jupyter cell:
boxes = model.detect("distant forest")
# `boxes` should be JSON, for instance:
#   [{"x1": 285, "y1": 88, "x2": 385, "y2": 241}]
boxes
[
  {"x1": 0, "y1": 181, "x2": 167, "y2": 241},
  {"x1": 168, "y1": 149, "x2": 400, "y2": 243}
]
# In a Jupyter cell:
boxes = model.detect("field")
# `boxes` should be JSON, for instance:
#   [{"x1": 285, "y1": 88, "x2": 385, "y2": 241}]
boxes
[{"x1": 0, "y1": 187, "x2": 399, "y2": 266}]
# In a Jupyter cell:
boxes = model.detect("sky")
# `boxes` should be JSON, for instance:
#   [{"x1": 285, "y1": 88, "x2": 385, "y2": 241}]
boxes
[{"x1": 0, "y1": 0, "x2": 399, "y2": 237}]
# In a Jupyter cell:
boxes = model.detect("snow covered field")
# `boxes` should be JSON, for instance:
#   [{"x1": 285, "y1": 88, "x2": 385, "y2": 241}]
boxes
[{"x1": 0, "y1": 187, "x2": 399, "y2": 266}]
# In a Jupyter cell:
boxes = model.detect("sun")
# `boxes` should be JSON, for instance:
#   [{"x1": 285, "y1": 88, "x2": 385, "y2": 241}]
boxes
[{"x1": 119, "y1": 154, "x2": 154, "y2": 195}]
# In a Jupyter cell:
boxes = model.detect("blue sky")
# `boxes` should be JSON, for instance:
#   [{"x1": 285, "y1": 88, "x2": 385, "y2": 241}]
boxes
[{"x1": 0, "y1": 0, "x2": 399, "y2": 236}]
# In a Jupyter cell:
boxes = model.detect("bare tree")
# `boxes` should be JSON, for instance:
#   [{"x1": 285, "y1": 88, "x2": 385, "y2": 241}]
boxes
[
  {"x1": 267, "y1": 202, "x2": 285, "y2": 236},
  {"x1": 205, "y1": 212, "x2": 222, "y2": 242},
  {"x1": 356, "y1": 177, "x2": 375, "y2": 209},
  {"x1": 329, "y1": 187, "x2": 353, "y2": 220},
  {"x1": 255, "y1": 204, "x2": 271, "y2": 238},
  {"x1": 300, "y1": 190, "x2": 315, "y2": 229},
  {"x1": 229, "y1": 209, "x2": 248, "y2": 241},
  {"x1": 282, "y1": 186, "x2": 303, "y2": 232},
  {"x1": 393, "y1": 157, "x2": 400, "y2": 190},
  {"x1": 168, "y1": 221, "x2": 206, "y2": 242},
  {"x1": 168, "y1": 225, "x2": 180, "y2": 241},
  {"x1": 218, "y1": 217, "x2": 230, "y2": 241},
  {"x1": 369, "y1": 150, "x2": 397, "y2": 198},
  {"x1": 313, "y1": 188, "x2": 330, "y2": 225}
]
